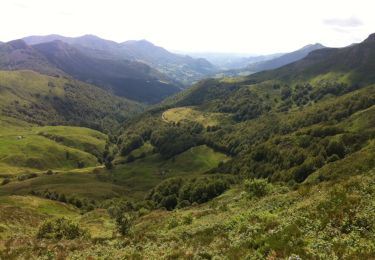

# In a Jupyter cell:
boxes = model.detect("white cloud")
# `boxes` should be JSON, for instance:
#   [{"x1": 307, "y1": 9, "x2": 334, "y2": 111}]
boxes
[
  {"x1": 0, "y1": 0, "x2": 374, "y2": 54},
  {"x1": 323, "y1": 17, "x2": 363, "y2": 27}
]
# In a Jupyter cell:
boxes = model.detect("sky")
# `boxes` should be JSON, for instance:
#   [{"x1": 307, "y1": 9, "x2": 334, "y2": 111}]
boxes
[{"x1": 1, "y1": 0, "x2": 374, "y2": 54}]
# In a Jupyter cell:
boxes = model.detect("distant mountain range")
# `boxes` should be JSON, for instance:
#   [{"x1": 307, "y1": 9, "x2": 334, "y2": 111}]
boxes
[
  {"x1": 186, "y1": 52, "x2": 284, "y2": 70},
  {"x1": 214, "y1": 43, "x2": 326, "y2": 77},
  {"x1": 246, "y1": 43, "x2": 326, "y2": 72},
  {"x1": 253, "y1": 33, "x2": 375, "y2": 84},
  {"x1": 23, "y1": 34, "x2": 217, "y2": 86}
]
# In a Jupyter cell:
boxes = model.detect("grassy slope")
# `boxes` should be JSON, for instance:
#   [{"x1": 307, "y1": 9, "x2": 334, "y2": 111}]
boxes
[
  {"x1": 0, "y1": 195, "x2": 114, "y2": 244},
  {"x1": 162, "y1": 106, "x2": 231, "y2": 127},
  {"x1": 1, "y1": 144, "x2": 373, "y2": 258},
  {"x1": 109, "y1": 145, "x2": 229, "y2": 199},
  {"x1": 0, "y1": 116, "x2": 107, "y2": 175},
  {"x1": 0, "y1": 70, "x2": 143, "y2": 131},
  {"x1": 0, "y1": 144, "x2": 228, "y2": 201}
]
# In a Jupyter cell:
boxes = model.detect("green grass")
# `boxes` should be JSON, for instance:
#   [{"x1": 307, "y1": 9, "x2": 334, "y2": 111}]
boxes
[
  {"x1": 0, "y1": 171, "x2": 128, "y2": 200},
  {"x1": 0, "y1": 116, "x2": 107, "y2": 175},
  {"x1": 110, "y1": 145, "x2": 229, "y2": 199},
  {"x1": 0, "y1": 195, "x2": 114, "y2": 242},
  {"x1": 36, "y1": 125, "x2": 108, "y2": 155},
  {"x1": 0, "y1": 70, "x2": 143, "y2": 133},
  {"x1": 162, "y1": 106, "x2": 230, "y2": 127}
]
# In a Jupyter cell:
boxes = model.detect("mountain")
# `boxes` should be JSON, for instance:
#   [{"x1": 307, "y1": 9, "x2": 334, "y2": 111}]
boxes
[
  {"x1": 1, "y1": 33, "x2": 374, "y2": 259},
  {"x1": 246, "y1": 43, "x2": 326, "y2": 72},
  {"x1": 121, "y1": 40, "x2": 217, "y2": 85},
  {"x1": 252, "y1": 33, "x2": 375, "y2": 83},
  {"x1": 187, "y1": 52, "x2": 284, "y2": 70},
  {"x1": 23, "y1": 34, "x2": 218, "y2": 85},
  {"x1": 0, "y1": 39, "x2": 181, "y2": 103},
  {"x1": 32, "y1": 40, "x2": 181, "y2": 103},
  {"x1": 0, "y1": 39, "x2": 65, "y2": 76}
]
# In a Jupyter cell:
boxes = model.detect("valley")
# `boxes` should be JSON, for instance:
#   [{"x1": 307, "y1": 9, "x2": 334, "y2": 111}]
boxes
[{"x1": 0, "y1": 22, "x2": 374, "y2": 259}]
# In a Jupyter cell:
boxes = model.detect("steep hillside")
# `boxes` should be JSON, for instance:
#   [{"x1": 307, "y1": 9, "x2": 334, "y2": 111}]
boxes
[
  {"x1": 0, "y1": 70, "x2": 143, "y2": 131},
  {"x1": 23, "y1": 34, "x2": 218, "y2": 85}
]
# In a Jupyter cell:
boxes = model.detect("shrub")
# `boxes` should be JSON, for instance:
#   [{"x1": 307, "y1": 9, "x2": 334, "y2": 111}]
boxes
[
  {"x1": 167, "y1": 216, "x2": 180, "y2": 229},
  {"x1": 116, "y1": 214, "x2": 132, "y2": 236},
  {"x1": 37, "y1": 218, "x2": 85, "y2": 240},
  {"x1": 17, "y1": 173, "x2": 38, "y2": 181},
  {"x1": 182, "y1": 214, "x2": 193, "y2": 225},
  {"x1": 244, "y1": 178, "x2": 270, "y2": 197},
  {"x1": 45, "y1": 169, "x2": 54, "y2": 175},
  {"x1": 1, "y1": 178, "x2": 11, "y2": 186},
  {"x1": 326, "y1": 140, "x2": 346, "y2": 158}
]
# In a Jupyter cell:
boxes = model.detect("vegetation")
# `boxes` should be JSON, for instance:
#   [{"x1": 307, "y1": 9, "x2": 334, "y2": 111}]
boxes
[
  {"x1": 37, "y1": 218, "x2": 86, "y2": 240},
  {"x1": 0, "y1": 32, "x2": 374, "y2": 259},
  {"x1": 0, "y1": 70, "x2": 143, "y2": 133}
]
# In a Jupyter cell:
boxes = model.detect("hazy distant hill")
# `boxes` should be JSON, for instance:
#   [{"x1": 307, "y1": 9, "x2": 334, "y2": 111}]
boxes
[
  {"x1": 247, "y1": 43, "x2": 326, "y2": 72},
  {"x1": 0, "y1": 39, "x2": 65, "y2": 76},
  {"x1": 23, "y1": 34, "x2": 218, "y2": 85},
  {"x1": 187, "y1": 52, "x2": 284, "y2": 70},
  {"x1": 253, "y1": 34, "x2": 375, "y2": 83}
]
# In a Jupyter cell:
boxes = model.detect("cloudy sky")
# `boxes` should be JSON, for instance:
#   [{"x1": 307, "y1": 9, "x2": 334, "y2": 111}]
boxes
[{"x1": 1, "y1": 0, "x2": 374, "y2": 54}]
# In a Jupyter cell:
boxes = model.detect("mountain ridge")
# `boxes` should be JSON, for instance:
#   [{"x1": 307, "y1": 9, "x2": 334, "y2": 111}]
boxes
[{"x1": 23, "y1": 34, "x2": 218, "y2": 85}]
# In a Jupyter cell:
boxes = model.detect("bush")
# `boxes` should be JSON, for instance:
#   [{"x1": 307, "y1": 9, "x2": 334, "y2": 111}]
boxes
[
  {"x1": 326, "y1": 140, "x2": 346, "y2": 158},
  {"x1": 1, "y1": 178, "x2": 11, "y2": 186},
  {"x1": 45, "y1": 170, "x2": 54, "y2": 175},
  {"x1": 182, "y1": 214, "x2": 193, "y2": 225},
  {"x1": 167, "y1": 216, "x2": 180, "y2": 229},
  {"x1": 17, "y1": 173, "x2": 37, "y2": 181},
  {"x1": 116, "y1": 214, "x2": 132, "y2": 236},
  {"x1": 37, "y1": 218, "x2": 85, "y2": 240},
  {"x1": 244, "y1": 179, "x2": 270, "y2": 197}
]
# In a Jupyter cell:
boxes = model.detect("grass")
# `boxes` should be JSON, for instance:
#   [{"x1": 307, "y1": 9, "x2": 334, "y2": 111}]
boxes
[
  {"x1": 109, "y1": 145, "x2": 229, "y2": 199},
  {"x1": 0, "y1": 171, "x2": 128, "y2": 200},
  {"x1": 0, "y1": 195, "x2": 115, "y2": 243},
  {"x1": 162, "y1": 106, "x2": 230, "y2": 127},
  {"x1": 36, "y1": 125, "x2": 107, "y2": 155},
  {"x1": 0, "y1": 116, "x2": 107, "y2": 175}
]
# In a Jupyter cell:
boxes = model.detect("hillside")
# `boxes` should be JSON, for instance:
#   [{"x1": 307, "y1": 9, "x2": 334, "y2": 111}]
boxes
[
  {"x1": 251, "y1": 33, "x2": 375, "y2": 84},
  {"x1": 0, "y1": 39, "x2": 65, "y2": 76},
  {"x1": 0, "y1": 33, "x2": 374, "y2": 259},
  {"x1": 0, "y1": 70, "x2": 143, "y2": 131},
  {"x1": 23, "y1": 34, "x2": 218, "y2": 85},
  {"x1": 32, "y1": 40, "x2": 181, "y2": 103},
  {"x1": 0, "y1": 39, "x2": 181, "y2": 103}
]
